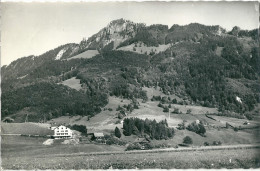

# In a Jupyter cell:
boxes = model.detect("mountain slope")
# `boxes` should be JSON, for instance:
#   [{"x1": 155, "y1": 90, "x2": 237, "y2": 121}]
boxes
[{"x1": 1, "y1": 19, "x2": 259, "y2": 122}]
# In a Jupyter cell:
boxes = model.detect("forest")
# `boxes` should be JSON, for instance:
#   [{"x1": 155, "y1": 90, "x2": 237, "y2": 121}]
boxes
[
  {"x1": 1, "y1": 82, "x2": 108, "y2": 121},
  {"x1": 123, "y1": 118, "x2": 175, "y2": 140}
]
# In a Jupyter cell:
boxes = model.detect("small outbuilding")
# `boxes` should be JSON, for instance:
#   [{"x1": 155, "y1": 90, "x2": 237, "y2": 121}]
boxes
[
  {"x1": 92, "y1": 133, "x2": 104, "y2": 140},
  {"x1": 134, "y1": 137, "x2": 150, "y2": 144}
]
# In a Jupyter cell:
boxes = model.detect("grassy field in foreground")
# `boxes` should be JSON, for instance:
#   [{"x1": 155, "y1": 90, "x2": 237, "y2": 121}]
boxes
[
  {"x1": 1, "y1": 136, "x2": 124, "y2": 158},
  {"x1": 2, "y1": 148, "x2": 260, "y2": 169},
  {"x1": 1, "y1": 122, "x2": 52, "y2": 135}
]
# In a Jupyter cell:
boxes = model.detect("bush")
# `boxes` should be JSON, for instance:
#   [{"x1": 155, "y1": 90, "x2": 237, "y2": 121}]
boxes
[
  {"x1": 115, "y1": 120, "x2": 121, "y2": 124},
  {"x1": 158, "y1": 103, "x2": 163, "y2": 108},
  {"x1": 126, "y1": 143, "x2": 142, "y2": 151},
  {"x1": 177, "y1": 121, "x2": 186, "y2": 130},
  {"x1": 213, "y1": 141, "x2": 222, "y2": 146},
  {"x1": 118, "y1": 113, "x2": 124, "y2": 119},
  {"x1": 204, "y1": 142, "x2": 210, "y2": 146},
  {"x1": 172, "y1": 108, "x2": 180, "y2": 114},
  {"x1": 186, "y1": 109, "x2": 192, "y2": 114},
  {"x1": 144, "y1": 143, "x2": 154, "y2": 149},
  {"x1": 106, "y1": 136, "x2": 126, "y2": 146},
  {"x1": 183, "y1": 136, "x2": 193, "y2": 144},
  {"x1": 178, "y1": 143, "x2": 190, "y2": 147},
  {"x1": 244, "y1": 113, "x2": 253, "y2": 120},
  {"x1": 108, "y1": 108, "x2": 113, "y2": 111},
  {"x1": 151, "y1": 95, "x2": 161, "y2": 101},
  {"x1": 172, "y1": 98, "x2": 177, "y2": 104},
  {"x1": 163, "y1": 106, "x2": 169, "y2": 112},
  {"x1": 116, "y1": 105, "x2": 123, "y2": 111}
]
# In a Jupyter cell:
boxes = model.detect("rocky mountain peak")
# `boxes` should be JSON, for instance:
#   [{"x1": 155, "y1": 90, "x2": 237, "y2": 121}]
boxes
[{"x1": 85, "y1": 19, "x2": 145, "y2": 49}]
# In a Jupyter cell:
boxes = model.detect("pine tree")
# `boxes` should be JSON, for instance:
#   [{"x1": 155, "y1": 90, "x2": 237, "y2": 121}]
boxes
[{"x1": 115, "y1": 126, "x2": 121, "y2": 138}]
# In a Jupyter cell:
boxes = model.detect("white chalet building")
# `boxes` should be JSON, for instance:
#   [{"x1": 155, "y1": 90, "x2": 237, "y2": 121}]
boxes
[{"x1": 52, "y1": 125, "x2": 72, "y2": 139}]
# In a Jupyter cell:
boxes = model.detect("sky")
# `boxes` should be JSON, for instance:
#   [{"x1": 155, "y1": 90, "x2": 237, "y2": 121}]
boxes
[{"x1": 1, "y1": 1, "x2": 259, "y2": 66}]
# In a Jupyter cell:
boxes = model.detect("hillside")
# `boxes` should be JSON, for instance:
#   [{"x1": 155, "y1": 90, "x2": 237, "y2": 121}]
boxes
[{"x1": 1, "y1": 18, "x2": 259, "y2": 123}]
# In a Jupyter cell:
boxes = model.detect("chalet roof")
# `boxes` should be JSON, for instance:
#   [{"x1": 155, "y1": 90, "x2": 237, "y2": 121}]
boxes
[
  {"x1": 93, "y1": 133, "x2": 104, "y2": 137},
  {"x1": 52, "y1": 125, "x2": 70, "y2": 129},
  {"x1": 134, "y1": 138, "x2": 150, "y2": 143}
]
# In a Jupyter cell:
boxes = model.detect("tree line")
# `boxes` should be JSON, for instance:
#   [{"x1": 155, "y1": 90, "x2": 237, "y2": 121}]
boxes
[{"x1": 123, "y1": 117, "x2": 175, "y2": 140}]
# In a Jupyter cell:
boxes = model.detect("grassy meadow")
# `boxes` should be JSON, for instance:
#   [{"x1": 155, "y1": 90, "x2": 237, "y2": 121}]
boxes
[
  {"x1": 1, "y1": 135, "x2": 124, "y2": 159},
  {"x1": 2, "y1": 146, "x2": 260, "y2": 169}
]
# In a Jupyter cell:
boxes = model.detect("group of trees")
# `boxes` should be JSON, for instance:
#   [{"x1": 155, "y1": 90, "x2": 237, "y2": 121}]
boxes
[
  {"x1": 29, "y1": 59, "x2": 82, "y2": 79},
  {"x1": 117, "y1": 100, "x2": 140, "y2": 119},
  {"x1": 117, "y1": 28, "x2": 160, "y2": 48},
  {"x1": 228, "y1": 26, "x2": 258, "y2": 40},
  {"x1": 177, "y1": 120, "x2": 206, "y2": 135},
  {"x1": 69, "y1": 124, "x2": 88, "y2": 136},
  {"x1": 109, "y1": 76, "x2": 148, "y2": 101},
  {"x1": 123, "y1": 118, "x2": 175, "y2": 140},
  {"x1": 186, "y1": 121, "x2": 206, "y2": 135}
]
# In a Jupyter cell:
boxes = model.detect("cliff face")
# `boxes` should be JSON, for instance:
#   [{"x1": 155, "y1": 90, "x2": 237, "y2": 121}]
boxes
[{"x1": 85, "y1": 18, "x2": 145, "y2": 49}]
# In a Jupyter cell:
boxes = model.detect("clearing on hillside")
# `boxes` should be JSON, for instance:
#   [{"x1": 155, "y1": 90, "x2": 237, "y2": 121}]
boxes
[
  {"x1": 47, "y1": 96, "x2": 131, "y2": 131},
  {"x1": 127, "y1": 100, "x2": 218, "y2": 127},
  {"x1": 118, "y1": 42, "x2": 171, "y2": 55},
  {"x1": 59, "y1": 77, "x2": 82, "y2": 91},
  {"x1": 67, "y1": 50, "x2": 99, "y2": 60},
  {"x1": 142, "y1": 87, "x2": 182, "y2": 101}
]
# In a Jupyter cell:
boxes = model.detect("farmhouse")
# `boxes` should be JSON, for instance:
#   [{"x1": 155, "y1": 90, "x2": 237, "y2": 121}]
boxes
[
  {"x1": 134, "y1": 138, "x2": 151, "y2": 150},
  {"x1": 52, "y1": 125, "x2": 72, "y2": 139},
  {"x1": 134, "y1": 138, "x2": 150, "y2": 145},
  {"x1": 91, "y1": 132, "x2": 104, "y2": 141}
]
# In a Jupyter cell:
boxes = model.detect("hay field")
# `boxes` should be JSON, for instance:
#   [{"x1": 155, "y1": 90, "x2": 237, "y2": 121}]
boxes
[
  {"x1": 67, "y1": 50, "x2": 99, "y2": 60},
  {"x1": 210, "y1": 115, "x2": 259, "y2": 128},
  {"x1": 59, "y1": 77, "x2": 82, "y2": 91},
  {"x1": 118, "y1": 42, "x2": 171, "y2": 55},
  {"x1": 2, "y1": 135, "x2": 124, "y2": 159},
  {"x1": 127, "y1": 100, "x2": 218, "y2": 127},
  {"x1": 1, "y1": 122, "x2": 52, "y2": 135}
]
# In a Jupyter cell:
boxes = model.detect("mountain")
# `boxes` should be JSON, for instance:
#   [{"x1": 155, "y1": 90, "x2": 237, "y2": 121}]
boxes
[
  {"x1": 84, "y1": 18, "x2": 145, "y2": 50},
  {"x1": 1, "y1": 19, "x2": 259, "y2": 122}
]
